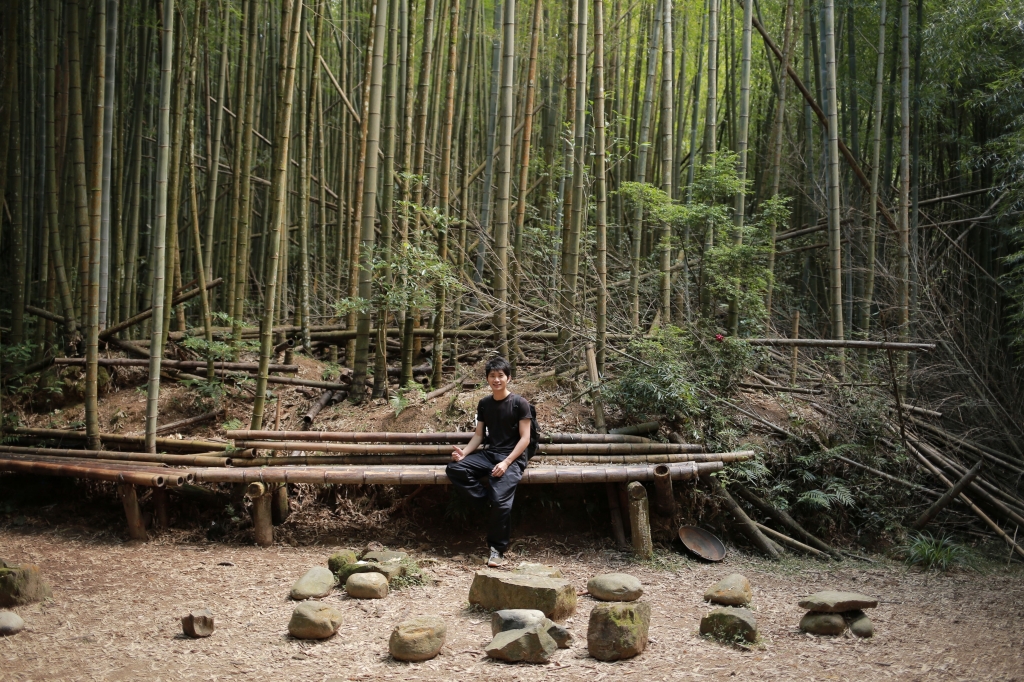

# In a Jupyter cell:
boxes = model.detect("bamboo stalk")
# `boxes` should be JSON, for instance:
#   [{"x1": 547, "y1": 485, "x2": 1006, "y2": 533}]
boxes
[
  {"x1": 610, "y1": 421, "x2": 660, "y2": 436},
  {"x1": 53, "y1": 358, "x2": 298, "y2": 373},
  {"x1": 0, "y1": 445, "x2": 224, "y2": 468},
  {"x1": 626, "y1": 481, "x2": 654, "y2": 558},
  {"x1": 0, "y1": 453, "x2": 195, "y2": 482},
  {"x1": 6, "y1": 427, "x2": 229, "y2": 452},
  {"x1": 226, "y1": 430, "x2": 652, "y2": 444},
  {"x1": 156, "y1": 409, "x2": 224, "y2": 435},
  {"x1": 913, "y1": 460, "x2": 983, "y2": 530},
  {"x1": 745, "y1": 338, "x2": 934, "y2": 351},
  {"x1": 231, "y1": 440, "x2": 705, "y2": 455},
  {"x1": 228, "y1": 452, "x2": 752, "y2": 466},
  {"x1": 755, "y1": 522, "x2": 828, "y2": 558},
  {"x1": 716, "y1": 481, "x2": 781, "y2": 558},
  {"x1": 731, "y1": 480, "x2": 839, "y2": 556},
  {"x1": 0, "y1": 457, "x2": 167, "y2": 487}
]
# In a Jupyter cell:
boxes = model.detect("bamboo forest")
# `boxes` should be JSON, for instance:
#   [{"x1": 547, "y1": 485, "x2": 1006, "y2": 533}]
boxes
[{"x1": 0, "y1": 0, "x2": 1023, "y2": 677}]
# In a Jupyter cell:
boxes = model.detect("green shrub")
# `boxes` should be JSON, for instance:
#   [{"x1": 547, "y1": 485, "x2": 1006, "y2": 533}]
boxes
[{"x1": 903, "y1": 532, "x2": 965, "y2": 571}]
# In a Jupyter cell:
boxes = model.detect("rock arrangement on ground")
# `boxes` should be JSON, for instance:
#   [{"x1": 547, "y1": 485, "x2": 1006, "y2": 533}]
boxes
[
  {"x1": 0, "y1": 559, "x2": 51, "y2": 607},
  {"x1": 288, "y1": 601, "x2": 344, "y2": 639},
  {"x1": 0, "y1": 610, "x2": 25, "y2": 636},
  {"x1": 389, "y1": 616, "x2": 447, "y2": 661},
  {"x1": 346, "y1": 571, "x2": 389, "y2": 599},
  {"x1": 704, "y1": 574, "x2": 752, "y2": 606},
  {"x1": 468, "y1": 569, "x2": 577, "y2": 620},
  {"x1": 587, "y1": 601, "x2": 651, "y2": 661},
  {"x1": 290, "y1": 567, "x2": 337, "y2": 600},
  {"x1": 181, "y1": 609, "x2": 215, "y2": 638},
  {"x1": 797, "y1": 591, "x2": 877, "y2": 638},
  {"x1": 587, "y1": 573, "x2": 643, "y2": 602},
  {"x1": 329, "y1": 548, "x2": 408, "y2": 584},
  {"x1": 700, "y1": 606, "x2": 759, "y2": 643}
]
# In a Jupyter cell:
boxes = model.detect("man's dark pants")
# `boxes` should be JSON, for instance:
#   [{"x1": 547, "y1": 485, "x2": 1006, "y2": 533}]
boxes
[{"x1": 446, "y1": 450, "x2": 526, "y2": 553}]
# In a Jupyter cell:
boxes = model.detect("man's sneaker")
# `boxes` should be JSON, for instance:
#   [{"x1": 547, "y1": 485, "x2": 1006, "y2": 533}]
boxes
[{"x1": 487, "y1": 547, "x2": 505, "y2": 567}]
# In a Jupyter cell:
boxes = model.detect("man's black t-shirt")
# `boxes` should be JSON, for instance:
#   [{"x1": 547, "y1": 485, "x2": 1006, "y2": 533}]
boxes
[{"x1": 477, "y1": 393, "x2": 532, "y2": 456}]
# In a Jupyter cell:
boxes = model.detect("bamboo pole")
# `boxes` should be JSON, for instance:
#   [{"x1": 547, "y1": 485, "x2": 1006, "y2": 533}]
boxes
[
  {"x1": 232, "y1": 441, "x2": 706, "y2": 455},
  {"x1": 156, "y1": 409, "x2": 224, "y2": 435},
  {"x1": 755, "y1": 522, "x2": 828, "y2": 558},
  {"x1": 716, "y1": 481, "x2": 781, "y2": 558},
  {"x1": 652, "y1": 463, "x2": 675, "y2": 516},
  {"x1": 606, "y1": 483, "x2": 629, "y2": 549},
  {"x1": 54, "y1": 358, "x2": 297, "y2": 373},
  {"x1": 226, "y1": 430, "x2": 652, "y2": 444},
  {"x1": 0, "y1": 457, "x2": 167, "y2": 487},
  {"x1": 6, "y1": 427, "x2": 229, "y2": 452},
  {"x1": 610, "y1": 421, "x2": 660, "y2": 436},
  {"x1": 228, "y1": 452, "x2": 752, "y2": 466},
  {"x1": 0, "y1": 453, "x2": 194, "y2": 482},
  {"x1": 732, "y1": 481, "x2": 838, "y2": 556},
  {"x1": 913, "y1": 459, "x2": 983, "y2": 530},
  {"x1": 0, "y1": 445, "x2": 224, "y2": 467},
  {"x1": 745, "y1": 338, "x2": 934, "y2": 351}
]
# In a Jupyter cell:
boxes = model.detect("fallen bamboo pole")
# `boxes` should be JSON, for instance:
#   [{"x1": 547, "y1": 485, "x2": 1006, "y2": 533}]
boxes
[
  {"x1": 0, "y1": 445, "x2": 225, "y2": 468},
  {"x1": 0, "y1": 457, "x2": 168, "y2": 487},
  {"x1": 231, "y1": 440, "x2": 705, "y2": 455},
  {"x1": 156, "y1": 409, "x2": 224, "y2": 435},
  {"x1": 610, "y1": 421, "x2": 660, "y2": 436},
  {"x1": 191, "y1": 461, "x2": 719, "y2": 486},
  {"x1": 99, "y1": 278, "x2": 224, "y2": 340},
  {"x1": 745, "y1": 339, "x2": 935, "y2": 351},
  {"x1": 906, "y1": 441, "x2": 1024, "y2": 560},
  {"x1": 225, "y1": 429, "x2": 652, "y2": 444},
  {"x1": 24, "y1": 305, "x2": 67, "y2": 325},
  {"x1": 915, "y1": 439, "x2": 1024, "y2": 516},
  {"x1": 831, "y1": 453, "x2": 942, "y2": 497},
  {"x1": 5, "y1": 427, "x2": 230, "y2": 452},
  {"x1": 754, "y1": 522, "x2": 829, "y2": 559},
  {"x1": 913, "y1": 460, "x2": 984, "y2": 530},
  {"x1": 715, "y1": 481, "x2": 782, "y2": 558},
  {"x1": 0, "y1": 453, "x2": 194, "y2": 483},
  {"x1": 303, "y1": 391, "x2": 336, "y2": 425},
  {"x1": 906, "y1": 416, "x2": 1024, "y2": 475},
  {"x1": 53, "y1": 358, "x2": 299, "y2": 373},
  {"x1": 731, "y1": 481, "x2": 840, "y2": 556},
  {"x1": 738, "y1": 382, "x2": 823, "y2": 395},
  {"x1": 226, "y1": 451, "x2": 753, "y2": 466}
]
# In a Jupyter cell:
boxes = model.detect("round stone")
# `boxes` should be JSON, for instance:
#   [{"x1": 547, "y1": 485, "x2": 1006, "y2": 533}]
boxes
[
  {"x1": 288, "y1": 601, "x2": 343, "y2": 639},
  {"x1": 290, "y1": 567, "x2": 337, "y2": 600},
  {"x1": 346, "y1": 571, "x2": 389, "y2": 599},
  {"x1": 389, "y1": 616, "x2": 447, "y2": 661},
  {"x1": 587, "y1": 573, "x2": 643, "y2": 601},
  {"x1": 799, "y1": 611, "x2": 847, "y2": 636},
  {"x1": 703, "y1": 574, "x2": 752, "y2": 606},
  {"x1": 0, "y1": 610, "x2": 25, "y2": 637},
  {"x1": 699, "y1": 607, "x2": 758, "y2": 643},
  {"x1": 846, "y1": 610, "x2": 874, "y2": 638}
]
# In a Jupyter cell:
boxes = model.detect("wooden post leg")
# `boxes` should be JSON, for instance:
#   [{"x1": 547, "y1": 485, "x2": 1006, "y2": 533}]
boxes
[
  {"x1": 617, "y1": 483, "x2": 632, "y2": 541},
  {"x1": 152, "y1": 488, "x2": 170, "y2": 529},
  {"x1": 605, "y1": 483, "x2": 628, "y2": 549},
  {"x1": 271, "y1": 483, "x2": 290, "y2": 524},
  {"x1": 652, "y1": 464, "x2": 676, "y2": 516},
  {"x1": 117, "y1": 483, "x2": 149, "y2": 541},
  {"x1": 626, "y1": 482, "x2": 654, "y2": 559},
  {"x1": 248, "y1": 482, "x2": 273, "y2": 547}
]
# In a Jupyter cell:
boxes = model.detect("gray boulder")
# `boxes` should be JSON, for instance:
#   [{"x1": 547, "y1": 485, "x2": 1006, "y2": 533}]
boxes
[
  {"x1": 845, "y1": 610, "x2": 874, "y2": 638},
  {"x1": 799, "y1": 612, "x2": 847, "y2": 636},
  {"x1": 389, "y1": 616, "x2": 447, "y2": 661},
  {"x1": 346, "y1": 572, "x2": 389, "y2": 599},
  {"x1": 290, "y1": 567, "x2": 337, "y2": 600},
  {"x1": 699, "y1": 607, "x2": 758, "y2": 643},
  {"x1": 181, "y1": 609, "x2": 215, "y2": 638},
  {"x1": 485, "y1": 626, "x2": 558, "y2": 664},
  {"x1": 587, "y1": 573, "x2": 643, "y2": 602},
  {"x1": 587, "y1": 601, "x2": 651, "y2": 661},
  {"x1": 703, "y1": 574, "x2": 752, "y2": 606},
  {"x1": 327, "y1": 550, "x2": 359, "y2": 574},
  {"x1": 491, "y1": 609, "x2": 572, "y2": 649},
  {"x1": 468, "y1": 570, "x2": 577, "y2": 620},
  {"x1": 0, "y1": 610, "x2": 25, "y2": 636},
  {"x1": 288, "y1": 601, "x2": 344, "y2": 639},
  {"x1": 798, "y1": 590, "x2": 878, "y2": 613}
]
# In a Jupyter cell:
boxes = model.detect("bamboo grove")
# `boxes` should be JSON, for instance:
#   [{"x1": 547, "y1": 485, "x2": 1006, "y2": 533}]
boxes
[{"x1": 2, "y1": 0, "x2": 1023, "y2": 449}]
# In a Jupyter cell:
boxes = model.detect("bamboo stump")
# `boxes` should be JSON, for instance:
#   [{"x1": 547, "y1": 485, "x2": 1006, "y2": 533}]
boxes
[
  {"x1": 605, "y1": 483, "x2": 628, "y2": 549},
  {"x1": 117, "y1": 483, "x2": 148, "y2": 542},
  {"x1": 271, "y1": 483, "x2": 290, "y2": 525},
  {"x1": 626, "y1": 482, "x2": 653, "y2": 559},
  {"x1": 152, "y1": 488, "x2": 170, "y2": 530},
  {"x1": 247, "y1": 482, "x2": 273, "y2": 547},
  {"x1": 652, "y1": 464, "x2": 676, "y2": 516}
]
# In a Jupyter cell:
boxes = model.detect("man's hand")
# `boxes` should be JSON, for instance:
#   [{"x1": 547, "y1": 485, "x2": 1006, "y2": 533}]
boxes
[
  {"x1": 451, "y1": 446, "x2": 466, "y2": 462},
  {"x1": 491, "y1": 460, "x2": 509, "y2": 478}
]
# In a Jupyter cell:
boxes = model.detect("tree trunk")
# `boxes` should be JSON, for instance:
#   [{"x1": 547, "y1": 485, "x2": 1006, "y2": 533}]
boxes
[
  {"x1": 659, "y1": 0, "x2": 674, "y2": 325},
  {"x1": 765, "y1": 0, "x2": 794, "y2": 314},
  {"x1": 593, "y1": 0, "x2": 608, "y2": 369},
  {"x1": 861, "y1": 0, "x2": 886, "y2": 337},
  {"x1": 897, "y1": 0, "x2": 910, "y2": 343},
  {"x1": 823, "y1": 0, "x2": 844, "y2": 369},
  {"x1": 725, "y1": 0, "x2": 751, "y2": 335}
]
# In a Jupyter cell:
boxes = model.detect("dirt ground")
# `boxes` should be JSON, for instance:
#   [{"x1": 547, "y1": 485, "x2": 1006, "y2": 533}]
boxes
[{"x1": 2, "y1": 523, "x2": 1022, "y2": 682}]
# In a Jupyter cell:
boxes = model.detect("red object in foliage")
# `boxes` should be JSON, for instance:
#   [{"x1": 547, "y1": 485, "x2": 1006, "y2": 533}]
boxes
[{"x1": 715, "y1": 334, "x2": 724, "y2": 342}]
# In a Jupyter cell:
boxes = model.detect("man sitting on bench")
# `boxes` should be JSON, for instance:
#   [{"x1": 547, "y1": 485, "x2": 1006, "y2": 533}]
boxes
[{"x1": 447, "y1": 357, "x2": 533, "y2": 567}]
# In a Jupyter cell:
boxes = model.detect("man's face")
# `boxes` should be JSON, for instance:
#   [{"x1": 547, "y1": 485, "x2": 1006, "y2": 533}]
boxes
[{"x1": 487, "y1": 370, "x2": 509, "y2": 393}]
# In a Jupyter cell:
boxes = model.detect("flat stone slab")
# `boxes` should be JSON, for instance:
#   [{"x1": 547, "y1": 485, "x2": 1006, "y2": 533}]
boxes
[
  {"x1": 587, "y1": 573, "x2": 643, "y2": 602},
  {"x1": 704, "y1": 574, "x2": 752, "y2": 606},
  {"x1": 346, "y1": 572, "x2": 389, "y2": 599},
  {"x1": 485, "y1": 626, "x2": 557, "y2": 664},
  {"x1": 181, "y1": 609, "x2": 215, "y2": 638},
  {"x1": 290, "y1": 567, "x2": 337, "y2": 600},
  {"x1": 389, "y1": 616, "x2": 446, "y2": 661},
  {"x1": 587, "y1": 601, "x2": 651, "y2": 661},
  {"x1": 288, "y1": 601, "x2": 343, "y2": 639},
  {"x1": 0, "y1": 610, "x2": 25, "y2": 637},
  {"x1": 798, "y1": 591, "x2": 878, "y2": 613},
  {"x1": 513, "y1": 563, "x2": 563, "y2": 578},
  {"x1": 468, "y1": 570, "x2": 577, "y2": 621},
  {"x1": 699, "y1": 607, "x2": 758, "y2": 643},
  {"x1": 799, "y1": 612, "x2": 847, "y2": 636}
]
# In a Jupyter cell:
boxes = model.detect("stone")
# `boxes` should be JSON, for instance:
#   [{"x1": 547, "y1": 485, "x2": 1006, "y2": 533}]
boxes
[
  {"x1": 485, "y1": 626, "x2": 558, "y2": 664},
  {"x1": 290, "y1": 567, "x2": 337, "y2": 600},
  {"x1": 0, "y1": 610, "x2": 25, "y2": 636},
  {"x1": 699, "y1": 607, "x2": 758, "y2": 643},
  {"x1": 362, "y1": 550, "x2": 408, "y2": 564},
  {"x1": 468, "y1": 570, "x2": 577, "y2": 621},
  {"x1": 373, "y1": 559, "x2": 407, "y2": 582},
  {"x1": 587, "y1": 601, "x2": 651, "y2": 661},
  {"x1": 846, "y1": 610, "x2": 874, "y2": 638},
  {"x1": 491, "y1": 610, "x2": 572, "y2": 649},
  {"x1": 181, "y1": 609, "x2": 215, "y2": 638},
  {"x1": 799, "y1": 612, "x2": 847, "y2": 636},
  {"x1": 587, "y1": 573, "x2": 643, "y2": 602},
  {"x1": 288, "y1": 601, "x2": 344, "y2": 639},
  {"x1": 513, "y1": 562, "x2": 563, "y2": 578},
  {"x1": 334, "y1": 560, "x2": 379, "y2": 584},
  {"x1": 798, "y1": 590, "x2": 878, "y2": 613},
  {"x1": 327, "y1": 550, "x2": 359, "y2": 573},
  {"x1": 346, "y1": 572, "x2": 389, "y2": 599},
  {"x1": 703, "y1": 574, "x2": 752, "y2": 606},
  {"x1": 0, "y1": 564, "x2": 51, "y2": 607},
  {"x1": 389, "y1": 616, "x2": 447, "y2": 661}
]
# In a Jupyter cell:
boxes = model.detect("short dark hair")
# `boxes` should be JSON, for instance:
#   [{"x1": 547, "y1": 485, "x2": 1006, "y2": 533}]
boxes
[{"x1": 485, "y1": 356, "x2": 512, "y2": 378}]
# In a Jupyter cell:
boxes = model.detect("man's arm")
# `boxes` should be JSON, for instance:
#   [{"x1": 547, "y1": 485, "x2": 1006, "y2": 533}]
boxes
[
  {"x1": 490, "y1": 418, "x2": 532, "y2": 478},
  {"x1": 452, "y1": 420, "x2": 486, "y2": 462}
]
